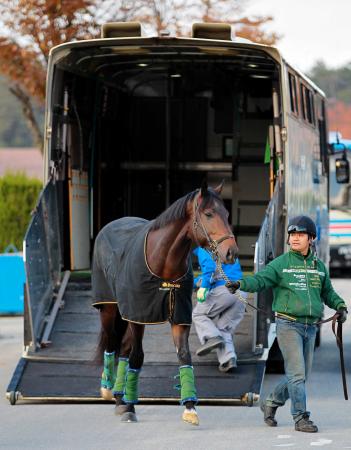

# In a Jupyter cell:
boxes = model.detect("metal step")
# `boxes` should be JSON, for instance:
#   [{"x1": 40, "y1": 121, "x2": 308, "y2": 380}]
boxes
[{"x1": 7, "y1": 358, "x2": 264, "y2": 405}]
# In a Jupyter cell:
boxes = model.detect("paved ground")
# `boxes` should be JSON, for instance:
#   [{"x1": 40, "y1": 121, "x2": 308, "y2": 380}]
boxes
[{"x1": 1, "y1": 278, "x2": 350, "y2": 449}]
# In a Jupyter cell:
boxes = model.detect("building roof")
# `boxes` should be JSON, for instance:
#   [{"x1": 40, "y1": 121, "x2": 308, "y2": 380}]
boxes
[{"x1": 0, "y1": 148, "x2": 43, "y2": 179}]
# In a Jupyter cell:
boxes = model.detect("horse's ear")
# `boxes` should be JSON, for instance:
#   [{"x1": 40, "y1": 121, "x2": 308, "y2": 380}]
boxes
[
  {"x1": 213, "y1": 179, "x2": 225, "y2": 195},
  {"x1": 200, "y1": 179, "x2": 209, "y2": 197}
]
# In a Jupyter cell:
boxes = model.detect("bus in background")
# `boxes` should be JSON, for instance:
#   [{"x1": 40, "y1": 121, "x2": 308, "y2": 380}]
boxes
[{"x1": 329, "y1": 132, "x2": 351, "y2": 273}]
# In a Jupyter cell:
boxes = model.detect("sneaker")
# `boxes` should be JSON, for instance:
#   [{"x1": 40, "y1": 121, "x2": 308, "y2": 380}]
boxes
[
  {"x1": 218, "y1": 357, "x2": 237, "y2": 373},
  {"x1": 196, "y1": 336, "x2": 224, "y2": 356},
  {"x1": 295, "y1": 414, "x2": 318, "y2": 433},
  {"x1": 260, "y1": 402, "x2": 278, "y2": 427}
]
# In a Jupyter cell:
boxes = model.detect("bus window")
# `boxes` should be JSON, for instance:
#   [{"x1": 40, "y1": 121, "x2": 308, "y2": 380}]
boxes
[
  {"x1": 288, "y1": 72, "x2": 298, "y2": 114},
  {"x1": 300, "y1": 82, "x2": 306, "y2": 120},
  {"x1": 306, "y1": 89, "x2": 315, "y2": 125},
  {"x1": 300, "y1": 83, "x2": 315, "y2": 125},
  {"x1": 318, "y1": 99, "x2": 328, "y2": 175}
]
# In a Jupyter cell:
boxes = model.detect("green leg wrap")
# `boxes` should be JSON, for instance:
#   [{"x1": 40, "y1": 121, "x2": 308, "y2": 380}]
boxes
[
  {"x1": 101, "y1": 351, "x2": 116, "y2": 390},
  {"x1": 122, "y1": 368, "x2": 141, "y2": 404},
  {"x1": 112, "y1": 357, "x2": 129, "y2": 395},
  {"x1": 179, "y1": 365, "x2": 198, "y2": 405}
]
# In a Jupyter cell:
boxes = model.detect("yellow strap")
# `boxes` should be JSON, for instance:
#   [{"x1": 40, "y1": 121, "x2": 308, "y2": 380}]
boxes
[{"x1": 276, "y1": 312, "x2": 297, "y2": 322}]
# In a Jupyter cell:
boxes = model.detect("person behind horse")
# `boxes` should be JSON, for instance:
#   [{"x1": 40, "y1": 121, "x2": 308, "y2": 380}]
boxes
[
  {"x1": 192, "y1": 246, "x2": 246, "y2": 372},
  {"x1": 227, "y1": 215, "x2": 348, "y2": 433}
]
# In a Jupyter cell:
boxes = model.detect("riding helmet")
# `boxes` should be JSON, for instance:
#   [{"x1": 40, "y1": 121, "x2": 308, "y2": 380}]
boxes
[{"x1": 287, "y1": 215, "x2": 317, "y2": 238}]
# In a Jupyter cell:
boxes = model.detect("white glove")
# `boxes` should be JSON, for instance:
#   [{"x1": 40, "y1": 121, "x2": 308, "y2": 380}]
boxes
[{"x1": 196, "y1": 287, "x2": 209, "y2": 303}]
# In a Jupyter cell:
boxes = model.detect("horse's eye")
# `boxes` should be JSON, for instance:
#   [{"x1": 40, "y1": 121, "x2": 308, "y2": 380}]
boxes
[{"x1": 204, "y1": 211, "x2": 213, "y2": 218}]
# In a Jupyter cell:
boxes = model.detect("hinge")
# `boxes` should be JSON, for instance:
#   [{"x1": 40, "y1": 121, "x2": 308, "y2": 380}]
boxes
[
  {"x1": 280, "y1": 126, "x2": 287, "y2": 142},
  {"x1": 46, "y1": 126, "x2": 52, "y2": 139}
]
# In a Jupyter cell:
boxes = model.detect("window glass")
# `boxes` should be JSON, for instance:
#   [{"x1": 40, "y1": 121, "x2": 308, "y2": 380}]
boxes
[
  {"x1": 300, "y1": 83, "x2": 306, "y2": 120},
  {"x1": 288, "y1": 73, "x2": 298, "y2": 114},
  {"x1": 318, "y1": 99, "x2": 328, "y2": 175},
  {"x1": 308, "y1": 90, "x2": 315, "y2": 124},
  {"x1": 300, "y1": 83, "x2": 315, "y2": 125}
]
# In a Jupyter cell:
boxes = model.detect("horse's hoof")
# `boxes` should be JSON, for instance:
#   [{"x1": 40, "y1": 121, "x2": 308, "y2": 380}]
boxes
[
  {"x1": 121, "y1": 412, "x2": 138, "y2": 423},
  {"x1": 115, "y1": 404, "x2": 130, "y2": 416},
  {"x1": 100, "y1": 387, "x2": 114, "y2": 401},
  {"x1": 182, "y1": 408, "x2": 199, "y2": 426}
]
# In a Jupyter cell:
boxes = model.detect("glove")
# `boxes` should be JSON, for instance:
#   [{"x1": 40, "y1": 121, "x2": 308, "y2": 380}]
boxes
[
  {"x1": 225, "y1": 281, "x2": 240, "y2": 294},
  {"x1": 196, "y1": 287, "x2": 209, "y2": 303},
  {"x1": 337, "y1": 307, "x2": 348, "y2": 324}
]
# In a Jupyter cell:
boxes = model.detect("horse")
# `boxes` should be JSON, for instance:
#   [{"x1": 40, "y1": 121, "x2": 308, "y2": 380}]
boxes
[{"x1": 92, "y1": 181, "x2": 238, "y2": 425}]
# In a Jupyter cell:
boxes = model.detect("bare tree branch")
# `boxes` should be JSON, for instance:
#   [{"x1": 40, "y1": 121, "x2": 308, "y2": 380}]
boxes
[{"x1": 9, "y1": 84, "x2": 43, "y2": 152}]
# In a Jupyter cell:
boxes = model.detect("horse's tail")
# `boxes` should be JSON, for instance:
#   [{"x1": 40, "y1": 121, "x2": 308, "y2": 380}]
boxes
[{"x1": 95, "y1": 306, "x2": 128, "y2": 363}]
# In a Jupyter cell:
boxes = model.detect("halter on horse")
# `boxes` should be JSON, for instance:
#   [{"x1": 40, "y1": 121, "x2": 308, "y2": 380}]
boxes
[{"x1": 92, "y1": 181, "x2": 238, "y2": 425}]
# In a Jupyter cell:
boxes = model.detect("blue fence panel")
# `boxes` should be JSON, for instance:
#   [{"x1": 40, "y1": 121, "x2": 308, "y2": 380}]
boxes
[{"x1": 0, "y1": 253, "x2": 25, "y2": 314}]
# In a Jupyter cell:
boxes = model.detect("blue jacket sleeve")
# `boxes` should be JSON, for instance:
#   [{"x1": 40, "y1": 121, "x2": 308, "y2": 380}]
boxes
[
  {"x1": 193, "y1": 248, "x2": 216, "y2": 288},
  {"x1": 223, "y1": 258, "x2": 243, "y2": 282}
]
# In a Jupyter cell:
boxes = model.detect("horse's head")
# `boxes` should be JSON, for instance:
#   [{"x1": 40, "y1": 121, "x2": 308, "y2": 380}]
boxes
[{"x1": 191, "y1": 181, "x2": 239, "y2": 264}]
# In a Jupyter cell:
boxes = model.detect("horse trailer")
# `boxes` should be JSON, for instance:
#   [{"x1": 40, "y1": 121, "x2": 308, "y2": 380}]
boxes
[{"x1": 7, "y1": 22, "x2": 332, "y2": 406}]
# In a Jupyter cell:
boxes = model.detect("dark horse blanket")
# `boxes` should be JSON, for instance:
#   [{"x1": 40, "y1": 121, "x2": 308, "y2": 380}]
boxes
[{"x1": 92, "y1": 217, "x2": 193, "y2": 325}]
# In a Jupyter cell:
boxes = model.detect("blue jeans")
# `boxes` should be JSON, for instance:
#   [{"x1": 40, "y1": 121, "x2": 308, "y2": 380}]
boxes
[{"x1": 266, "y1": 318, "x2": 317, "y2": 422}]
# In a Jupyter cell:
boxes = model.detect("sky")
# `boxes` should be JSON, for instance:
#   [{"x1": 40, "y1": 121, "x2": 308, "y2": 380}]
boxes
[{"x1": 245, "y1": 0, "x2": 351, "y2": 73}]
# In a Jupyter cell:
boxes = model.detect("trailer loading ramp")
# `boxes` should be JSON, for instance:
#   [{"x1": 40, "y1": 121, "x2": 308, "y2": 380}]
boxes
[{"x1": 7, "y1": 277, "x2": 267, "y2": 406}]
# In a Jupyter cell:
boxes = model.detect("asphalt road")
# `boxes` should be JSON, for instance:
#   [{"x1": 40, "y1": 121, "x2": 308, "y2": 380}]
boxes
[{"x1": 1, "y1": 278, "x2": 350, "y2": 450}]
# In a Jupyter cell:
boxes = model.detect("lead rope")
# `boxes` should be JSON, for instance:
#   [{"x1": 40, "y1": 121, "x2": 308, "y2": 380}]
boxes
[
  {"x1": 318, "y1": 312, "x2": 348, "y2": 400},
  {"x1": 312, "y1": 240, "x2": 348, "y2": 400},
  {"x1": 213, "y1": 251, "x2": 269, "y2": 316},
  {"x1": 334, "y1": 320, "x2": 348, "y2": 400}
]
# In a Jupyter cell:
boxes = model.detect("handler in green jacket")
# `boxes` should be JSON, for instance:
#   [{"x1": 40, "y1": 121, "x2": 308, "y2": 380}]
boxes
[{"x1": 227, "y1": 215, "x2": 348, "y2": 433}]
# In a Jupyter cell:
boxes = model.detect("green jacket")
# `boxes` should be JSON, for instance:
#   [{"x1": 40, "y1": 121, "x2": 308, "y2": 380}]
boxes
[{"x1": 240, "y1": 250, "x2": 346, "y2": 324}]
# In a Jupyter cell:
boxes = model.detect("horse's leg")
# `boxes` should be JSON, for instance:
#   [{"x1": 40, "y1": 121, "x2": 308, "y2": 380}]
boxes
[
  {"x1": 120, "y1": 322, "x2": 145, "y2": 423},
  {"x1": 99, "y1": 304, "x2": 128, "y2": 400},
  {"x1": 99, "y1": 304, "x2": 117, "y2": 400},
  {"x1": 113, "y1": 325, "x2": 132, "y2": 413},
  {"x1": 171, "y1": 324, "x2": 199, "y2": 426}
]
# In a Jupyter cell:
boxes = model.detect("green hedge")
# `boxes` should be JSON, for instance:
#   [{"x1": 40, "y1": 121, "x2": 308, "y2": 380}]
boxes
[{"x1": 0, "y1": 172, "x2": 42, "y2": 252}]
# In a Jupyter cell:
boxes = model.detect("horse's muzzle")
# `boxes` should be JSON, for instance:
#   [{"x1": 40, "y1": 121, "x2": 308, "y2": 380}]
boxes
[{"x1": 225, "y1": 245, "x2": 239, "y2": 264}]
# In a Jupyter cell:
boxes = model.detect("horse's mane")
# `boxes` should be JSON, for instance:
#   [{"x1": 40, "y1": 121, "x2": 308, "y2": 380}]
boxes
[{"x1": 149, "y1": 188, "x2": 223, "y2": 231}]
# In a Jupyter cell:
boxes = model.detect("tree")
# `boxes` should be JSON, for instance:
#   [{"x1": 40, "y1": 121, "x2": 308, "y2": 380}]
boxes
[
  {"x1": 309, "y1": 60, "x2": 351, "y2": 104},
  {"x1": 194, "y1": 0, "x2": 278, "y2": 44},
  {"x1": 105, "y1": 0, "x2": 278, "y2": 43},
  {"x1": 0, "y1": 76, "x2": 40, "y2": 147},
  {"x1": 0, "y1": 0, "x2": 102, "y2": 151},
  {"x1": 308, "y1": 61, "x2": 351, "y2": 138},
  {"x1": 0, "y1": 0, "x2": 278, "y2": 152}
]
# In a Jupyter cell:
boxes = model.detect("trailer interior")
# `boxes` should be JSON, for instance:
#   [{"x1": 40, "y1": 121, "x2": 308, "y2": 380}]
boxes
[{"x1": 50, "y1": 43, "x2": 279, "y2": 272}]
